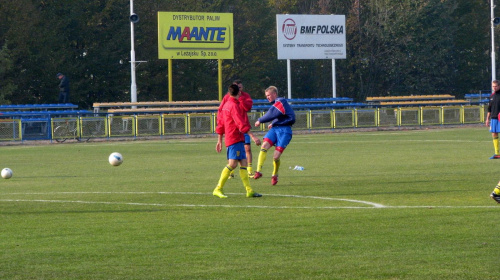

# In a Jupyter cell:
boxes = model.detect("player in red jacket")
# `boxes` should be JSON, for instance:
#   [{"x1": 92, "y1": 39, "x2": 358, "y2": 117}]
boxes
[
  {"x1": 218, "y1": 80, "x2": 255, "y2": 179},
  {"x1": 213, "y1": 84, "x2": 262, "y2": 198}
]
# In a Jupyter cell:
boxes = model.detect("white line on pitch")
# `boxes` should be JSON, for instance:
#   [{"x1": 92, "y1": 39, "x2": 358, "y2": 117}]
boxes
[
  {"x1": 0, "y1": 191, "x2": 385, "y2": 208},
  {"x1": 0, "y1": 199, "x2": 497, "y2": 209},
  {"x1": 0, "y1": 199, "x2": 375, "y2": 209},
  {"x1": 0, "y1": 191, "x2": 498, "y2": 209}
]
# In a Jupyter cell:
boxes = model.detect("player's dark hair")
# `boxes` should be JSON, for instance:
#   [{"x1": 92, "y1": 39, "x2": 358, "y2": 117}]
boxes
[
  {"x1": 233, "y1": 79, "x2": 242, "y2": 85},
  {"x1": 228, "y1": 84, "x2": 239, "y2": 96}
]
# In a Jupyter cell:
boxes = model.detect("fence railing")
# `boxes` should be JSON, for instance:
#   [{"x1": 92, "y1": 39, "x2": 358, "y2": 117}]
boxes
[{"x1": 0, "y1": 105, "x2": 487, "y2": 142}]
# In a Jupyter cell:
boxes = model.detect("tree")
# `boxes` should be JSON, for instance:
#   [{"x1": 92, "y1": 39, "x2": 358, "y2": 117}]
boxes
[
  {"x1": 0, "y1": 0, "x2": 495, "y2": 106},
  {"x1": 0, "y1": 43, "x2": 16, "y2": 104}
]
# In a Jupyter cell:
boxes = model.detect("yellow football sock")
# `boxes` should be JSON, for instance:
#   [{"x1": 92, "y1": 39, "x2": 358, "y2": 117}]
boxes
[
  {"x1": 256, "y1": 148, "x2": 268, "y2": 172},
  {"x1": 494, "y1": 136, "x2": 499, "y2": 155},
  {"x1": 272, "y1": 159, "x2": 280, "y2": 176},
  {"x1": 494, "y1": 184, "x2": 500, "y2": 195},
  {"x1": 216, "y1": 165, "x2": 233, "y2": 191},
  {"x1": 239, "y1": 167, "x2": 253, "y2": 193},
  {"x1": 247, "y1": 163, "x2": 253, "y2": 175}
]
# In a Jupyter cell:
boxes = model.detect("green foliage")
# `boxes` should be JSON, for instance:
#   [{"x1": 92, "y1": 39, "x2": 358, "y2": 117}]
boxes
[
  {"x1": 344, "y1": 0, "x2": 465, "y2": 99},
  {"x1": 0, "y1": 43, "x2": 16, "y2": 104},
  {"x1": 0, "y1": 0, "x2": 496, "y2": 107},
  {"x1": 226, "y1": 0, "x2": 280, "y2": 95},
  {"x1": 0, "y1": 127, "x2": 498, "y2": 279}
]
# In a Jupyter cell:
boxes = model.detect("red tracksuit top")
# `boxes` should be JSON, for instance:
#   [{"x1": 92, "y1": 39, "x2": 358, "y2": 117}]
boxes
[
  {"x1": 218, "y1": 91, "x2": 253, "y2": 114},
  {"x1": 216, "y1": 96, "x2": 251, "y2": 147}
]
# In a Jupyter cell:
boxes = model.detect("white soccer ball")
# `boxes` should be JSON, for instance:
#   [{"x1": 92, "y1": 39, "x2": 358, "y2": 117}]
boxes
[
  {"x1": 108, "y1": 152, "x2": 123, "y2": 166},
  {"x1": 1, "y1": 168, "x2": 13, "y2": 179}
]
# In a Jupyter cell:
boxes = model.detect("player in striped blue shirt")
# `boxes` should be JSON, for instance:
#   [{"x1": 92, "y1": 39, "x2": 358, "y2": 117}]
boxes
[{"x1": 253, "y1": 86, "x2": 295, "y2": 186}]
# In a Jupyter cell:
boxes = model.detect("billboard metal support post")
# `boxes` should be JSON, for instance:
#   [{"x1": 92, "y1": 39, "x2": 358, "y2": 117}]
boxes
[
  {"x1": 332, "y1": 59, "x2": 336, "y2": 99},
  {"x1": 130, "y1": 0, "x2": 137, "y2": 104},
  {"x1": 492, "y1": 0, "x2": 497, "y2": 82},
  {"x1": 218, "y1": 59, "x2": 223, "y2": 101},
  {"x1": 287, "y1": 59, "x2": 292, "y2": 99},
  {"x1": 168, "y1": 59, "x2": 173, "y2": 101}
]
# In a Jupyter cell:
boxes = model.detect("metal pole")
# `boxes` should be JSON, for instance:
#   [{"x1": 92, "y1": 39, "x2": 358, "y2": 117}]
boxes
[
  {"x1": 332, "y1": 59, "x2": 336, "y2": 99},
  {"x1": 130, "y1": 0, "x2": 137, "y2": 104},
  {"x1": 492, "y1": 0, "x2": 496, "y2": 83},
  {"x1": 168, "y1": 59, "x2": 173, "y2": 101},
  {"x1": 218, "y1": 59, "x2": 223, "y2": 101},
  {"x1": 287, "y1": 59, "x2": 292, "y2": 99}
]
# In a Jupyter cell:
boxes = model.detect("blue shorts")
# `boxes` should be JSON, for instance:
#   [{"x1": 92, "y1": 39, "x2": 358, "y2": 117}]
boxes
[
  {"x1": 226, "y1": 142, "x2": 247, "y2": 160},
  {"x1": 244, "y1": 133, "x2": 250, "y2": 145},
  {"x1": 491, "y1": 119, "x2": 500, "y2": 133},
  {"x1": 263, "y1": 126, "x2": 293, "y2": 152}
]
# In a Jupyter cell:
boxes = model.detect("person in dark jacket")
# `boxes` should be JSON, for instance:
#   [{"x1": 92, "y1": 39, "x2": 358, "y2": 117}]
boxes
[
  {"x1": 253, "y1": 86, "x2": 296, "y2": 186},
  {"x1": 486, "y1": 80, "x2": 500, "y2": 159},
  {"x1": 56, "y1": 73, "x2": 70, "y2": 103}
]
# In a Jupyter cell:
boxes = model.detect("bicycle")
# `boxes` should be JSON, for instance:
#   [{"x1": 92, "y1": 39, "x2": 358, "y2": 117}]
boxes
[{"x1": 53, "y1": 119, "x2": 91, "y2": 142}]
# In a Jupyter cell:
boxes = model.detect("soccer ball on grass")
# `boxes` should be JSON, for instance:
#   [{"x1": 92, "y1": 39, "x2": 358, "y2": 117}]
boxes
[
  {"x1": 108, "y1": 152, "x2": 123, "y2": 166},
  {"x1": 1, "y1": 168, "x2": 13, "y2": 179}
]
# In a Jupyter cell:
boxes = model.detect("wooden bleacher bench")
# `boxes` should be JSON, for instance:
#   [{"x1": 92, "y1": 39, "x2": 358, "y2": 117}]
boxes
[
  {"x1": 107, "y1": 106, "x2": 220, "y2": 114},
  {"x1": 379, "y1": 100, "x2": 469, "y2": 106},
  {"x1": 93, "y1": 101, "x2": 220, "y2": 113},
  {"x1": 94, "y1": 98, "x2": 355, "y2": 113},
  {"x1": 366, "y1": 95, "x2": 455, "y2": 102},
  {"x1": 253, "y1": 97, "x2": 353, "y2": 105},
  {"x1": 252, "y1": 103, "x2": 365, "y2": 111},
  {"x1": 365, "y1": 95, "x2": 470, "y2": 107}
]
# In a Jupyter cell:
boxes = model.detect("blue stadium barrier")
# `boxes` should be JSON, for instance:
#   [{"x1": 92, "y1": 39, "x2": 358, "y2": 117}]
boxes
[
  {"x1": 0, "y1": 110, "x2": 92, "y2": 118},
  {"x1": 465, "y1": 93, "x2": 491, "y2": 98},
  {"x1": 465, "y1": 93, "x2": 490, "y2": 104},
  {"x1": 1, "y1": 110, "x2": 90, "y2": 116},
  {"x1": 0, "y1": 110, "x2": 92, "y2": 140},
  {"x1": 0, "y1": 103, "x2": 78, "y2": 111}
]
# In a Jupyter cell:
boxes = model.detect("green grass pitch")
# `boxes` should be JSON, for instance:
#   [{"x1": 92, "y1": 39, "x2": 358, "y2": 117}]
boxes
[{"x1": 0, "y1": 126, "x2": 498, "y2": 279}]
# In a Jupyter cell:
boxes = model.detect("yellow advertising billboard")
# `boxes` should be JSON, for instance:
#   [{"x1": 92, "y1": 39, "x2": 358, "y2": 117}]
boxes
[{"x1": 158, "y1": 12, "x2": 234, "y2": 59}]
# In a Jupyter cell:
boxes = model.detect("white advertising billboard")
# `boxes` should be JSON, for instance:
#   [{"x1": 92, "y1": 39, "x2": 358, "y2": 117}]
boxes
[{"x1": 277, "y1": 14, "x2": 346, "y2": 60}]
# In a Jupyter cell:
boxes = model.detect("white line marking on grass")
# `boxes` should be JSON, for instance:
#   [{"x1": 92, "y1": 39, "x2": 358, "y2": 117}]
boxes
[
  {"x1": 0, "y1": 192, "x2": 497, "y2": 209},
  {"x1": 1, "y1": 192, "x2": 385, "y2": 208},
  {"x1": 0, "y1": 199, "x2": 497, "y2": 209},
  {"x1": 0, "y1": 199, "x2": 377, "y2": 209},
  {"x1": 263, "y1": 194, "x2": 386, "y2": 208}
]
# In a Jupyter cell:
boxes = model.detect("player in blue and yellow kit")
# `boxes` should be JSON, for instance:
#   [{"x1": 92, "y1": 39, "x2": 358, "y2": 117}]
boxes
[
  {"x1": 213, "y1": 84, "x2": 262, "y2": 198},
  {"x1": 487, "y1": 81, "x2": 500, "y2": 203},
  {"x1": 218, "y1": 80, "x2": 255, "y2": 179},
  {"x1": 486, "y1": 80, "x2": 500, "y2": 159},
  {"x1": 253, "y1": 86, "x2": 295, "y2": 186}
]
